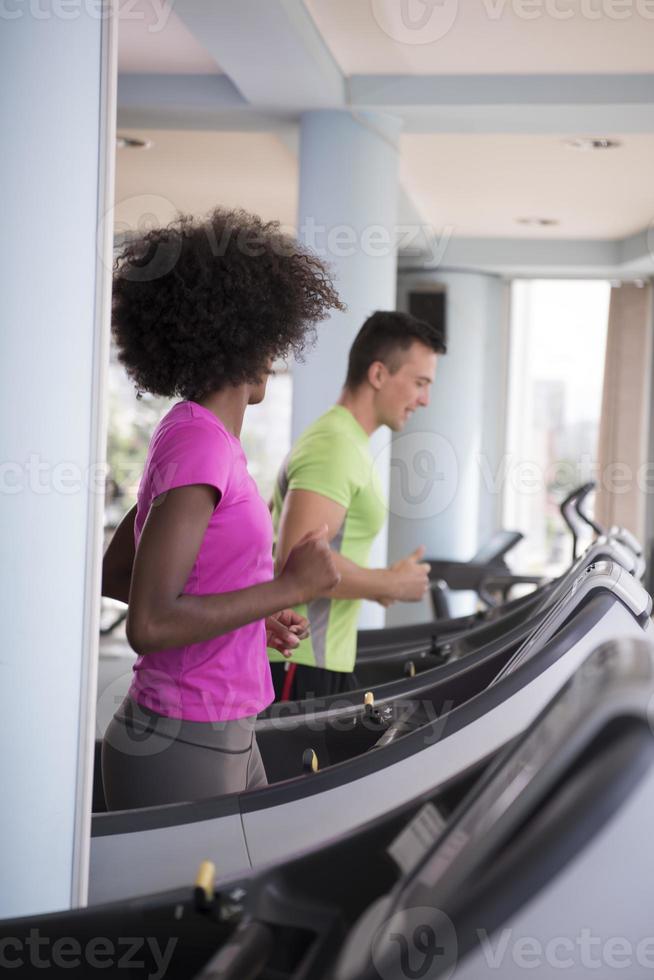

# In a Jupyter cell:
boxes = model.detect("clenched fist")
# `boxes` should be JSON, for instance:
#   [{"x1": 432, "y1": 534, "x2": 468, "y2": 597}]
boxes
[{"x1": 387, "y1": 545, "x2": 430, "y2": 602}]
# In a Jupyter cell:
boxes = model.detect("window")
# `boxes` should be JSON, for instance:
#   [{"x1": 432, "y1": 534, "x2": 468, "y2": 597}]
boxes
[
  {"x1": 240, "y1": 368, "x2": 292, "y2": 503},
  {"x1": 503, "y1": 280, "x2": 610, "y2": 575},
  {"x1": 105, "y1": 353, "x2": 292, "y2": 526}
]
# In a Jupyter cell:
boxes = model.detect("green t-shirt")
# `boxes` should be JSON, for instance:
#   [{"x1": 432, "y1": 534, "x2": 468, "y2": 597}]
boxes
[{"x1": 269, "y1": 405, "x2": 387, "y2": 673}]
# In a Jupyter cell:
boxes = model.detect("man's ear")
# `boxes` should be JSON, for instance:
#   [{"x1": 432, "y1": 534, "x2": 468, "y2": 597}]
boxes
[{"x1": 367, "y1": 360, "x2": 387, "y2": 391}]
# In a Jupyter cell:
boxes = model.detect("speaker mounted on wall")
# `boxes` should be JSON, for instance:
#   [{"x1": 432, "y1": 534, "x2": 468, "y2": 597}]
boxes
[{"x1": 408, "y1": 289, "x2": 447, "y2": 351}]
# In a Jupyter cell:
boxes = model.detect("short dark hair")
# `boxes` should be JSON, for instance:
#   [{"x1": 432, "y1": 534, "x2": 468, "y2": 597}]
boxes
[
  {"x1": 112, "y1": 207, "x2": 344, "y2": 400},
  {"x1": 344, "y1": 310, "x2": 446, "y2": 390}
]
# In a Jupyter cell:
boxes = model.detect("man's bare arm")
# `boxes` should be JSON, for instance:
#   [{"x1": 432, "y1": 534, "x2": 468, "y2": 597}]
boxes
[{"x1": 276, "y1": 489, "x2": 429, "y2": 604}]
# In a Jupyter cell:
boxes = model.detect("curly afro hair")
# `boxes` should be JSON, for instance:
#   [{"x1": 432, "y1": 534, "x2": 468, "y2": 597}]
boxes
[{"x1": 112, "y1": 207, "x2": 345, "y2": 400}]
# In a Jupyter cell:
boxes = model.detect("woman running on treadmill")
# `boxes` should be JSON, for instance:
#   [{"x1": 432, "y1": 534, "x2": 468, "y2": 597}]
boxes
[{"x1": 101, "y1": 207, "x2": 342, "y2": 808}]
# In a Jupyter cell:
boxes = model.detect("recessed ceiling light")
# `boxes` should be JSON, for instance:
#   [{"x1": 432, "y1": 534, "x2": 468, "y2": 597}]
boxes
[
  {"x1": 116, "y1": 136, "x2": 153, "y2": 150},
  {"x1": 564, "y1": 138, "x2": 621, "y2": 151},
  {"x1": 516, "y1": 217, "x2": 559, "y2": 227}
]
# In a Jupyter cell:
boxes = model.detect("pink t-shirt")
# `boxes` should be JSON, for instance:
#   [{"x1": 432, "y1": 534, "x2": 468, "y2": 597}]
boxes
[{"x1": 129, "y1": 401, "x2": 275, "y2": 722}]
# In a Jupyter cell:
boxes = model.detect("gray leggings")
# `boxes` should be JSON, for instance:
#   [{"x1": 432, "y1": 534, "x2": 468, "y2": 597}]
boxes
[{"x1": 102, "y1": 697, "x2": 268, "y2": 810}]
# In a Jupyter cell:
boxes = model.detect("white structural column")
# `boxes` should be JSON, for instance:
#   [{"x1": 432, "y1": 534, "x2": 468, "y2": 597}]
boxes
[
  {"x1": 0, "y1": 5, "x2": 116, "y2": 916},
  {"x1": 388, "y1": 272, "x2": 508, "y2": 623},
  {"x1": 293, "y1": 110, "x2": 402, "y2": 626}
]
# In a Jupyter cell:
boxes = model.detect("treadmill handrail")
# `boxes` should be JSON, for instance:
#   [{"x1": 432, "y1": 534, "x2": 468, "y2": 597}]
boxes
[
  {"x1": 560, "y1": 482, "x2": 596, "y2": 560},
  {"x1": 529, "y1": 535, "x2": 639, "y2": 619},
  {"x1": 575, "y1": 484, "x2": 603, "y2": 537},
  {"x1": 609, "y1": 525, "x2": 643, "y2": 558},
  {"x1": 357, "y1": 532, "x2": 638, "y2": 658},
  {"x1": 477, "y1": 572, "x2": 544, "y2": 608},
  {"x1": 492, "y1": 560, "x2": 651, "y2": 684}
]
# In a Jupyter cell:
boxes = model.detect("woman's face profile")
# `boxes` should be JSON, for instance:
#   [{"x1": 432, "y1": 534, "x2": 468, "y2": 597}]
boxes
[{"x1": 248, "y1": 359, "x2": 275, "y2": 405}]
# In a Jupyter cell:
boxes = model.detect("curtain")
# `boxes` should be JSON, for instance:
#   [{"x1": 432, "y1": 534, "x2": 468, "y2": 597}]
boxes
[{"x1": 595, "y1": 282, "x2": 653, "y2": 539}]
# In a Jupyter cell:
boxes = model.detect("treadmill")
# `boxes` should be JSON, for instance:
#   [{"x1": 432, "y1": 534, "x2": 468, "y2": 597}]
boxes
[
  {"x1": 87, "y1": 557, "x2": 650, "y2": 904},
  {"x1": 424, "y1": 483, "x2": 600, "y2": 617},
  {"x1": 5, "y1": 636, "x2": 654, "y2": 980},
  {"x1": 94, "y1": 531, "x2": 643, "y2": 740},
  {"x1": 334, "y1": 635, "x2": 654, "y2": 980},
  {"x1": 92, "y1": 536, "x2": 643, "y2": 797}
]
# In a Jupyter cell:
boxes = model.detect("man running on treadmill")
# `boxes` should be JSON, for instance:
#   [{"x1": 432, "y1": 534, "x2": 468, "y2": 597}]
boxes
[{"x1": 269, "y1": 310, "x2": 446, "y2": 700}]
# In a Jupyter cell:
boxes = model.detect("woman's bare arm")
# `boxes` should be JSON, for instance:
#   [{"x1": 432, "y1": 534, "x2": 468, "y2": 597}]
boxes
[
  {"x1": 102, "y1": 504, "x2": 137, "y2": 604},
  {"x1": 126, "y1": 484, "x2": 338, "y2": 656}
]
